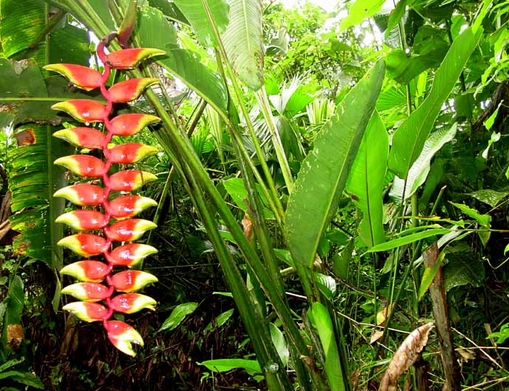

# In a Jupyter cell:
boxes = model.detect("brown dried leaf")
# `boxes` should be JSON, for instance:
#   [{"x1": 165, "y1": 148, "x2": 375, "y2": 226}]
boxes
[
  {"x1": 371, "y1": 303, "x2": 393, "y2": 345},
  {"x1": 379, "y1": 323, "x2": 434, "y2": 391},
  {"x1": 370, "y1": 329, "x2": 384, "y2": 345},
  {"x1": 7, "y1": 324, "x2": 23, "y2": 350},
  {"x1": 14, "y1": 129, "x2": 35, "y2": 146},
  {"x1": 242, "y1": 213, "x2": 253, "y2": 243}
]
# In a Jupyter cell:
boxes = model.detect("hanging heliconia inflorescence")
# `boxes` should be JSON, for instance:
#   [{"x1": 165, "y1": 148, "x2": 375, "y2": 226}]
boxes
[{"x1": 46, "y1": 34, "x2": 165, "y2": 356}]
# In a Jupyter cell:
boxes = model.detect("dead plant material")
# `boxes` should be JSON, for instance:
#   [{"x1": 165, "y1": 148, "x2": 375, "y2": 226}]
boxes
[
  {"x1": 241, "y1": 213, "x2": 253, "y2": 243},
  {"x1": 7, "y1": 323, "x2": 23, "y2": 350},
  {"x1": 378, "y1": 322, "x2": 434, "y2": 391}
]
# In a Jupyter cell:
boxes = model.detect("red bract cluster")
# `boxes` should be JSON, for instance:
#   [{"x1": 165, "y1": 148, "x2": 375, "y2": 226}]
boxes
[{"x1": 47, "y1": 43, "x2": 164, "y2": 357}]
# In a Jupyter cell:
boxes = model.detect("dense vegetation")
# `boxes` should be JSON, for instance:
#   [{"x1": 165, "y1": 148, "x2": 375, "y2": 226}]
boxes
[{"x1": 0, "y1": 0, "x2": 508, "y2": 390}]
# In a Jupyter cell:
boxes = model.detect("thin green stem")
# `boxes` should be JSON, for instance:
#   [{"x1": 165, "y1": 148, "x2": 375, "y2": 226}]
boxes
[
  {"x1": 255, "y1": 87, "x2": 294, "y2": 193},
  {"x1": 199, "y1": 0, "x2": 283, "y2": 218}
]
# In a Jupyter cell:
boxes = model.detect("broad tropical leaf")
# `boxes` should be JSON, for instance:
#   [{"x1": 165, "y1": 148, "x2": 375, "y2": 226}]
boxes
[
  {"x1": 0, "y1": 14, "x2": 90, "y2": 267},
  {"x1": 286, "y1": 60, "x2": 385, "y2": 266},
  {"x1": 9, "y1": 123, "x2": 70, "y2": 267},
  {"x1": 137, "y1": 5, "x2": 228, "y2": 114},
  {"x1": 221, "y1": 0, "x2": 264, "y2": 90},
  {"x1": 390, "y1": 124, "x2": 457, "y2": 202},
  {"x1": 198, "y1": 359, "x2": 262, "y2": 376},
  {"x1": 368, "y1": 228, "x2": 452, "y2": 253},
  {"x1": 308, "y1": 303, "x2": 346, "y2": 391},
  {"x1": 173, "y1": 0, "x2": 229, "y2": 47},
  {"x1": 340, "y1": 0, "x2": 385, "y2": 32},
  {"x1": 0, "y1": 0, "x2": 45, "y2": 60},
  {"x1": 388, "y1": 27, "x2": 482, "y2": 178},
  {"x1": 346, "y1": 112, "x2": 388, "y2": 248}
]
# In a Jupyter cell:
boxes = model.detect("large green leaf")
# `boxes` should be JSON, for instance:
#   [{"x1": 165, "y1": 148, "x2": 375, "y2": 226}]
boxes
[
  {"x1": 388, "y1": 27, "x2": 482, "y2": 178},
  {"x1": 308, "y1": 303, "x2": 345, "y2": 391},
  {"x1": 173, "y1": 0, "x2": 229, "y2": 47},
  {"x1": 147, "y1": 0, "x2": 189, "y2": 24},
  {"x1": 390, "y1": 124, "x2": 457, "y2": 202},
  {"x1": 0, "y1": 0, "x2": 45, "y2": 58},
  {"x1": 9, "y1": 124, "x2": 69, "y2": 266},
  {"x1": 137, "y1": 5, "x2": 228, "y2": 114},
  {"x1": 346, "y1": 112, "x2": 388, "y2": 248},
  {"x1": 286, "y1": 60, "x2": 385, "y2": 267},
  {"x1": 368, "y1": 228, "x2": 452, "y2": 253},
  {"x1": 339, "y1": 0, "x2": 385, "y2": 32},
  {"x1": 443, "y1": 246, "x2": 484, "y2": 291},
  {"x1": 198, "y1": 359, "x2": 262, "y2": 376},
  {"x1": 1, "y1": 275, "x2": 23, "y2": 348},
  {"x1": 221, "y1": 0, "x2": 264, "y2": 90},
  {"x1": 48, "y1": 24, "x2": 90, "y2": 65},
  {"x1": 158, "y1": 302, "x2": 199, "y2": 332}
]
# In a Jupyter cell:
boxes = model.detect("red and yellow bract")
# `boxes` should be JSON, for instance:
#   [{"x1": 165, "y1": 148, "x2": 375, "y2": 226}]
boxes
[{"x1": 48, "y1": 38, "x2": 163, "y2": 356}]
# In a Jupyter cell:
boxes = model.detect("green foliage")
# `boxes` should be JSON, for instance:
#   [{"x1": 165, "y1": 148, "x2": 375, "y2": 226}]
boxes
[
  {"x1": 158, "y1": 302, "x2": 199, "y2": 332},
  {"x1": 389, "y1": 27, "x2": 482, "y2": 179},
  {"x1": 286, "y1": 60, "x2": 385, "y2": 267},
  {"x1": 173, "y1": 0, "x2": 230, "y2": 47},
  {"x1": 2, "y1": 0, "x2": 509, "y2": 389},
  {"x1": 221, "y1": 0, "x2": 264, "y2": 90},
  {"x1": 346, "y1": 112, "x2": 388, "y2": 247}
]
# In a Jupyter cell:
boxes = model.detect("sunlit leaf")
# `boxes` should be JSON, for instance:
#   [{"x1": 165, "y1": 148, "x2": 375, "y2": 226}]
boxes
[
  {"x1": 221, "y1": 0, "x2": 264, "y2": 90},
  {"x1": 158, "y1": 302, "x2": 199, "y2": 332},
  {"x1": 346, "y1": 112, "x2": 388, "y2": 247},
  {"x1": 286, "y1": 60, "x2": 385, "y2": 266},
  {"x1": 388, "y1": 27, "x2": 482, "y2": 179}
]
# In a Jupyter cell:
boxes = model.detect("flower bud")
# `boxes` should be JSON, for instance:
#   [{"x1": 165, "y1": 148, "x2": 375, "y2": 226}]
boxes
[
  {"x1": 108, "y1": 170, "x2": 157, "y2": 192},
  {"x1": 54, "y1": 155, "x2": 106, "y2": 177},
  {"x1": 108, "y1": 195, "x2": 157, "y2": 219},
  {"x1": 110, "y1": 270, "x2": 158, "y2": 292},
  {"x1": 44, "y1": 64, "x2": 102, "y2": 91},
  {"x1": 108, "y1": 78, "x2": 159, "y2": 103},
  {"x1": 56, "y1": 210, "x2": 108, "y2": 231},
  {"x1": 58, "y1": 234, "x2": 108, "y2": 257},
  {"x1": 51, "y1": 100, "x2": 107, "y2": 123},
  {"x1": 105, "y1": 219, "x2": 157, "y2": 242},
  {"x1": 109, "y1": 293, "x2": 156, "y2": 314},
  {"x1": 109, "y1": 143, "x2": 158, "y2": 164},
  {"x1": 61, "y1": 282, "x2": 112, "y2": 301},
  {"x1": 107, "y1": 244, "x2": 158, "y2": 266},
  {"x1": 53, "y1": 127, "x2": 106, "y2": 149},
  {"x1": 104, "y1": 320, "x2": 144, "y2": 357},
  {"x1": 106, "y1": 48, "x2": 165, "y2": 70},
  {"x1": 54, "y1": 184, "x2": 105, "y2": 206},
  {"x1": 62, "y1": 302, "x2": 108, "y2": 322},
  {"x1": 110, "y1": 114, "x2": 161, "y2": 136},
  {"x1": 60, "y1": 260, "x2": 110, "y2": 282}
]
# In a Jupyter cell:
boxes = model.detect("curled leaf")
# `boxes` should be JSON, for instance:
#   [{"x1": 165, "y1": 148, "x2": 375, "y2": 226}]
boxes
[{"x1": 379, "y1": 323, "x2": 434, "y2": 391}]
